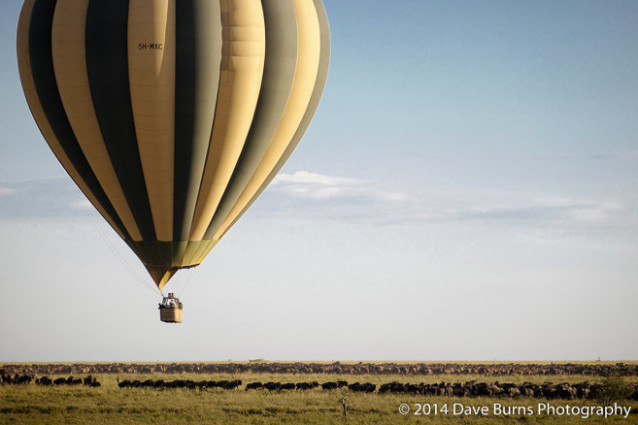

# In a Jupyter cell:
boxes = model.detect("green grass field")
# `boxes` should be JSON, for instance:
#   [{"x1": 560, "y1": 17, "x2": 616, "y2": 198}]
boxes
[{"x1": 1, "y1": 367, "x2": 637, "y2": 424}]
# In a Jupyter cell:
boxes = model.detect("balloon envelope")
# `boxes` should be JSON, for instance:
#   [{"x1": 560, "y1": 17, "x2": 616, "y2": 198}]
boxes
[{"x1": 17, "y1": 0, "x2": 330, "y2": 289}]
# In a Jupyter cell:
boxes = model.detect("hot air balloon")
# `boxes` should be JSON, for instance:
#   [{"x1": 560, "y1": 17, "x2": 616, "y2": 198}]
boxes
[{"x1": 16, "y1": 0, "x2": 330, "y2": 321}]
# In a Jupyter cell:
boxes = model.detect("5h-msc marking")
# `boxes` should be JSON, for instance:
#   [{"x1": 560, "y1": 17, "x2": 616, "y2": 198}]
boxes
[{"x1": 138, "y1": 43, "x2": 163, "y2": 50}]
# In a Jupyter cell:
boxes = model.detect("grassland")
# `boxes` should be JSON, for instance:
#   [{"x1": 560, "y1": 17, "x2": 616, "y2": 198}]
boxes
[{"x1": 1, "y1": 364, "x2": 637, "y2": 424}]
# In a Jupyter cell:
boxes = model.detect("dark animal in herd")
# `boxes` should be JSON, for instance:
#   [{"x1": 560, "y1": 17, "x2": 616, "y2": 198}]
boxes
[
  {"x1": 348, "y1": 382, "x2": 376, "y2": 393},
  {"x1": 295, "y1": 381, "x2": 319, "y2": 391},
  {"x1": 245, "y1": 381, "x2": 263, "y2": 390},
  {"x1": 321, "y1": 381, "x2": 348, "y2": 390}
]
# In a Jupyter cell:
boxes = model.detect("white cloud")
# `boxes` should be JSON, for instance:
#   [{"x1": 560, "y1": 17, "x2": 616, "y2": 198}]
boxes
[
  {"x1": 273, "y1": 171, "x2": 352, "y2": 186},
  {"x1": 72, "y1": 199, "x2": 93, "y2": 210},
  {"x1": 455, "y1": 196, "x2": 623, "y2": 225},
  {"x1": 528, "y1": 151, "x2": 638, "y2": 161},
  {"x1": 0, "y1": 186, "x2": 16, "y2": 197},
  {"x1": 272, "y1": 171, "x2": 407, "y2": 202},
  {"x1": 621, "y1": 151, "x2": 638, "y2": 159},
  {"x1": 0, "y1": 179, "x2": 89, "y2": 220},
  {"x1": 263, "y1": 171, "x2": 633, "y2": 232},
  {"x1": 589, "y1": 151, "x2": 638, "y2": 160}
]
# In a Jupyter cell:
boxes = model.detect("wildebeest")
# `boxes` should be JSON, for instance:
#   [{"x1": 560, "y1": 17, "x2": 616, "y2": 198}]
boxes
[
  {"x1": 486, "y1": 383, "x2": 504, "y2": 396},
  {"x1": 263, "y1": 382, "x2": 281, "y2": 391},
  {"x1": 452, "y1": 383, "x2": 470, "y2": 397},
  {"x1": 36, "y1": 376, "x2": 53, "y2": 386},
  {"x1": 321, "y1": 382, "x2": 338, "y2": 390},
  {"x1": 557, "y1": 383, "x2": 577, "y2": 400},
  {"x1": 295, "y1": 382, "x2": 318, "y2": 391},
  {"x1": 220, "y1": 380, "x2": 242, "y2": 390},
  {"x1": 245, "y1": 382, "x2": 263, "y2": 390},
  {"x1": 348, "y1": 382, "x2": 375, "y2": 393},
  {"x1": 379, "y1": 382, "x2": 405, "y2": 394},
  {"x1": 280, "y1": 383, "x2": 296, "y2": 391},
  {"x1": 506, "y1": 387, "x2": 521, "y2": 398}
]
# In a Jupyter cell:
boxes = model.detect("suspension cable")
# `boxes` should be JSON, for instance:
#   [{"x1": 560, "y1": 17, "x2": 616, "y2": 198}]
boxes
[
  {"x1": 177, "y1": 266, "x2": 199, "y2": 298},
  {"x1": 83, "y1": 200, "x2": 159, "y2": 295}
]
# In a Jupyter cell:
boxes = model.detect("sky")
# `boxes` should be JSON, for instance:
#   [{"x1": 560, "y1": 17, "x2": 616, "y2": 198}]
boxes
[{"x1": 0, "y1": 0, "x2": 637, "y2": 362}]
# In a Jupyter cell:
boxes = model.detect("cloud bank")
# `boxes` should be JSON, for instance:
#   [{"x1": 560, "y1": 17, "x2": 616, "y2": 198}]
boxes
[
  {"x1": 265, "y1": 171, "x2": 631, "y2": 231},
  {"x1": 0, "y1": 172, "x2": 633, "y2": 236},
  {"x1": 0, "y1": 179, "x2": 88, "y2": 220}
]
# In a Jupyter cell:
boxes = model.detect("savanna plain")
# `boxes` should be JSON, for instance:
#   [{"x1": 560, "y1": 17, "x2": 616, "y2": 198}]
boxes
[{"x1": 1, "y1": 361, "x2": 637, "y2": 425}]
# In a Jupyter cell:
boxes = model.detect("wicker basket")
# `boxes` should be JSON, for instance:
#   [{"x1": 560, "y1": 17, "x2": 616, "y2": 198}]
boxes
[{"x1": 160, "y1": 307, "x2": 183, "y2": 323}]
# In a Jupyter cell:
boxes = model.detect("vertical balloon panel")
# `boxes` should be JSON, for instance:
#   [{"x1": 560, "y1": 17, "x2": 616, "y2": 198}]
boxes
[
  {"x1": 18, "y1": 0, "x2": 131, "y2": 242},
  {"x1": 52, "y1": 0, "x2": 144, "y2": 242},
  {"x1": 128, "y1": 0, "x2": 176, "y2": 243},
  {"x1": 188, "y1": 0, "x2": 266, "y2": 242}
]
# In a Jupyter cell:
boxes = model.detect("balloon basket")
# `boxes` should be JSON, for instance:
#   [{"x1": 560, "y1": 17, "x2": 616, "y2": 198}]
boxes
[{"x1": 159, "y1": 293, "x2": 183, "y2": 323}]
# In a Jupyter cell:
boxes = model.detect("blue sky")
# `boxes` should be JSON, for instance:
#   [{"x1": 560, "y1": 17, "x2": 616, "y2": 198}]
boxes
[{"x1": 0, "y1": 0, "x2": 637, "y2": 361}]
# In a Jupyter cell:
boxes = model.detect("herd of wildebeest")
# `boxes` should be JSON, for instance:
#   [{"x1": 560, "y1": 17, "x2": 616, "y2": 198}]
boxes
[
  {"x1": 3, "y1": 371, "x2": 638, "y2": 401},
  {"x1": 114, "y1": 378, "x2": 638, "y2": 400},
  {"x1": 0, "y1": 370, "x2": 100, "y2": 387},
  {"x1": 2, "y1": 362, "x2": 637, "y2": 376},
  {"x1": 2, "y1": 362, "x2": 637, "y2": 401}
]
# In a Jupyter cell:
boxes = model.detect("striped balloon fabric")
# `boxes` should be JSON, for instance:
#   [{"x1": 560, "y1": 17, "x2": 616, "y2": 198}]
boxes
[{"x1": 17, "y1": 0, "x2": 330, "y2": 289}]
